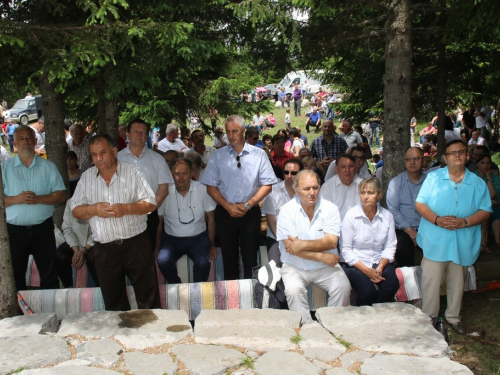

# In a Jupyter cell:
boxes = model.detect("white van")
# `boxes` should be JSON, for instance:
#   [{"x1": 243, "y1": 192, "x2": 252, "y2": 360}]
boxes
[{"x1": 278, "y1": 70, "x2": 328, "y2": 98}]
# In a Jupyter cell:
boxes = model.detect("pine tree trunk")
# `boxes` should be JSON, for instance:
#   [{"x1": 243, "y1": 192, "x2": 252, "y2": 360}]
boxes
[
  {"x1": 382, "y1": 0, "x2": 412, "y2": 204},
  {"x1": 105, "y1": 100, "x2": 119, "y2": 145},
  {"x1": 0, "y1": 172, "x2": 19, "y2": 318},
  {"x1": 39, "y1": 71, "x2": 68, "y2": 228}
]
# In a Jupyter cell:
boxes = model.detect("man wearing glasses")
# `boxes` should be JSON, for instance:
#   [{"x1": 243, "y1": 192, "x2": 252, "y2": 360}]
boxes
[
  {"x1": 157, "y1": 158, "x2": 218, "y2": 283},
  {"x1": 386, "y1": 147, "x2": 427, "y2": 267},
  {"x1": 202, "y1": 115, "x2": 277, "y2": 280}
]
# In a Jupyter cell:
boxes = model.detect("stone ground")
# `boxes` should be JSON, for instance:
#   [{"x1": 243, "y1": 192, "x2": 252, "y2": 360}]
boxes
[{"x1": 0, "y1": 304, "x2": 473, "y2": 375}]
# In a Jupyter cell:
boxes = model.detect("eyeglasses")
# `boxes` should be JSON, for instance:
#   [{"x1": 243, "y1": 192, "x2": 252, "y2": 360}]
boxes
[
  {"x1": 445, "y1": 150, "x2": 467, "y2": 157},
  {"x1": 175, "y1": 190, "x2": 195, "y2": 224},
  {"x1": 236, "y1": 155, "x2": 241, "y2": 168},
  {"x1": 404, "y1": 157, "x2": 422, "y2": 162},
  {"x1": 284, "y1": 170, "x2": 299, "y2": 176}
]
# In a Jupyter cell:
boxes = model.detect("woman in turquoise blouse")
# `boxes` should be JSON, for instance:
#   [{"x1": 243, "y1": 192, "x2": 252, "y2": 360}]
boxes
[
  {"x1": 473, "y1": 152, "x2": 500, "y2": 252},
  {"x1": 415, "y1": 140, "x2": 492, "y2": 335}
]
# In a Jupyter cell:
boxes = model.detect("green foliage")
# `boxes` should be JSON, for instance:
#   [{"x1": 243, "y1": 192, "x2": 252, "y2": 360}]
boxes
[
  {"x1": 240, "y1": 356, "x2": 255, "y2": 369},
  {"x1": 290, "y1": 334, "x2": 302, "y2": 344},
  {"x1": 334, "y1": 334, "x2": 351, "y2": 349}
]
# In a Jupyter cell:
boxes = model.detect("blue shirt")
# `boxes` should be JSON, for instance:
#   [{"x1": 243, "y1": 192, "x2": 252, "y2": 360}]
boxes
[
  {"x1": 308, "y1": 112, "x2": 321, "y2": 124},
  {"x1": 386, "y1": 171, "x2": 427, "y2": 230},
  {"x1": 7, "y1": 124, "x2": 18, "y2": 136},
  {"x1": 299, "y1": 134, "x2": 308, "y2": 147},
  {"x1": 2, "y1": 155, "x2": 66, "y2": 225},
  {"x1": 201, "y1": 142, "x2": 278, "y2": 204},
  {"x1": 416, "y1": 168, "x2": 492, "y2": 266}
]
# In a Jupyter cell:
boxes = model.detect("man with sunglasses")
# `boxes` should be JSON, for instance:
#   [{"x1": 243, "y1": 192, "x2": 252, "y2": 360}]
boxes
[
  {"x1": 386, "y1": 147, "x2": 427, "y2": 267},
  {"x1": 324, "y1": 146, "x2": 371, "y2": 181},
  {"x1": 202, "y1": 115, "x2": 277, "y2": 280},
  {"x1": 157, "y1": 158, "x2": 217, "y2": 283}
]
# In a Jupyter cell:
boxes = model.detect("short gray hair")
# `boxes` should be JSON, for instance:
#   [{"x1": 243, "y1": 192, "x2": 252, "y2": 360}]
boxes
[
  {"x1": 166, "y1": 123, "x2": 178, "y2": 135},
  {"x1": 292, "y1": 170, "x2": 320, "y2": 192},
  {"x1": 225, "y1": 115, "x2": 245, "y2": 129},
  {"x1": 13, "y1": 125, "x2": 35, "y2": 141},
  {"x1": 358, "y1": 177, "x2": 383, "y2": 201}
]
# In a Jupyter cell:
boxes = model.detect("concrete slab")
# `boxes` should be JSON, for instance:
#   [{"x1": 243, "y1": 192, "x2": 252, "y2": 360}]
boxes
[
  {"x1": 19, "y1": 368, "x2": 121, "y2": 375},
  {"x1": 123, "y1": 351, "x2": 177, "y2": 375},
  {"x1": 360, "y1": 354, "x2": 473, "y2": 374},
  {"x1": 303, "y1": 347, "x2": 343, "y2": 363},
  {"x1": 195, "y1": 309, "x2": 301, "y2": 350},
  {"x1": 57, "y1": 309, "x2": 191, "y2": 350},
  {"x1": 54, "y1": 359, "x2": 92, "y2": 367},
  {"x1": 325, "y1": 369, "x2": 354, "y2": 375},
  {"x1": 0, "y1": 336, "x2": 70, "y2": 375},
  {"x1": 300, "y1": 322, "x2": 346, "y2": 360},
  {"x1": 76, "y1": 339, "x2": 122, "y2": 366},
  {"x1": 254, "y1": 350, "x2": 321, "y2": 375},
  {"x1": 171, "y1": 344, "x2": 245, "y2": 375},
  {"x1": 341, "y1": 351, "x2": 373, "y2": 369},
  {"x1": 316, "y1": 303, "x2": 449, "y2": 357},
  {"x1": 0, "y1": 313, "x2": 58, "y2": 337}
]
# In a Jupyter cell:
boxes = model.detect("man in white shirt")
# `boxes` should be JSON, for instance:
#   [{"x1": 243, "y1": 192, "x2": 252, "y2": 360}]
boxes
[
  {"x1": 157, "y1": 158, "x2": 218, "y2": 283},
  {"x1": 325, "y1": 146, "x2": 371, "y2": 181},
  {"x1": 118, "y1": 119, "x2": 174, "y2": 252},
  {"x1": 320, "y1": 154, "x2": 362, "y2": 220},
  {"x1": 249, "y1": 112, "x2": 265, "y2": 134},
  {"x1": 68, "y1": 124, "x2": 93, "y2": 172},
  {"x1": 72, "y1": 134, "x2": 160, "y2": 311},
  {"x1": 213, "y1": 125, "x2": 228, "y2": 149},
  {"x1": 474, "y1": 101, "x2": 492, "y2": 140},
  {"x1": 277, "y1": 170, "x2": 351, "y2": 323},
  {"x1": 158, "y1": 124, "x2": 189, "y2": 155},
  {"x1": 30, "y1": 116, "x2": 45, "y2": 157},
  {"x1": 185, "y1": 129, "x2": 216, "y2": 164}
]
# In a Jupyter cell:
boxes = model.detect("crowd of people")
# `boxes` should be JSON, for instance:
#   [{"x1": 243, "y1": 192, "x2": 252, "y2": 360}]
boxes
[{"x1": 1, "y1": 103, "x2": 495, "y2": 336}]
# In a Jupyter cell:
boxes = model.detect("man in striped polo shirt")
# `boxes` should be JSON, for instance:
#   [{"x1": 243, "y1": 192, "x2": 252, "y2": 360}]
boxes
[{"x1": 71, "y1": 134, "x2": 160, "y2": 311}]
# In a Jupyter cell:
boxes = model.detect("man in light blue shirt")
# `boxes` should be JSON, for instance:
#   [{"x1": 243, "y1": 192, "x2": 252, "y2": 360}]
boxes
[
  {"x1": 2, "y1": 125, "x2": 66, "y2": 290},
  {"x1": 386, "y1": 147, "x2": 427, "y2": 267},
  {"x1": 201, "y1": 115, "x2": 277, "y2": 279}
]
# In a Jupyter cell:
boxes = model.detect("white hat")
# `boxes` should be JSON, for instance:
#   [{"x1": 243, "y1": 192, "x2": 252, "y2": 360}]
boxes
[{"x1": 257, "y1": 260, "x2": 281, "y2": 291}]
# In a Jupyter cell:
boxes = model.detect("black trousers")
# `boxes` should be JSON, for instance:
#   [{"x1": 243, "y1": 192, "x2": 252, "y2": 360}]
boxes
[
  {"x1": 306, "y1": 119, "x2": 321, "y2": 133},
  {"x1": 395, "y1": 229, "x2": 416, "y2": 267},
  {"x1": 215, "y1": 204, "x2": 261, "y2": 280},
  {"x1": 93, "y1": 231, "x2": 161, "y2": 311},
  {"x1": 56, "y1": 242, "x2": 100, "y2": 288},
  {"x1": 146, "y1": 209, "x2": 159, "y2": 251},
  {"x1": 7, "y1": 218, "x2": 59, "y2": 290}
]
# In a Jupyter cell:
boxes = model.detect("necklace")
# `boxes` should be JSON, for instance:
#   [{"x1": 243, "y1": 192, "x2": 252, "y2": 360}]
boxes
[{"x1": 448, "y1": 179, "x2": 464, "y2": 207}]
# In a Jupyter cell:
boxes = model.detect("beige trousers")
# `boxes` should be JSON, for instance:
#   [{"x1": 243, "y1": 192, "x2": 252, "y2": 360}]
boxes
[
  {"x1": 281, "y1": 262, "x2": 351, "y2": 323},
  {"x1": 421, "y1": 257, "x2": 468, "y2": 323}
]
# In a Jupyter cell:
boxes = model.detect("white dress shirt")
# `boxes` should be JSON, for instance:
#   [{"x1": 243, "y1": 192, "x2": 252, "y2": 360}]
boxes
[
  {"x1": 261, "y1": 181, "x2": 294, "y2": 239},
  {"x1": 325, "y1": 160, "x2": 371, "y2": 181},
  {"x1": 71, "y1": 162, "x2": 156, "y2": 244},
  {"x1": 159, "y1": 181, "x2": 216, "y2": 237},
  {"x1": 341, "y1": 204, "x2": 397, "y2": 267},
  {"x1": 201, "y1": 143, "x2": 278, "y2": 204},
  {"x1": 213, "y1": 134, "x2": 228, "y2": 148},
  {"x1": 0, "y1": 145, "x2": 10, "y2": 163},
  {"x1": 157, "y1": 138, "x2": 188, "y2": 153},
  {"x1": 185, "y1": 146, "x2": 216, "y2": 165},
  {"x1": 319, "y1": 175, "x2": 362, "y2": 219},
  {"x1": 62, "y1": 198, "x2": 94, "y2": 248},
  {"x1": 117, "y1": 146, "x2": 173, "y2": 194},
  {"x1": 277, "y1": 196, "x2": 341, "y2": 270}
]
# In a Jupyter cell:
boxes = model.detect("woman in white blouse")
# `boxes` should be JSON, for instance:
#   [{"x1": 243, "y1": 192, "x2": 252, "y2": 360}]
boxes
[{"x1": 341, "y1": 177, "x2": 399, "y2": 306}]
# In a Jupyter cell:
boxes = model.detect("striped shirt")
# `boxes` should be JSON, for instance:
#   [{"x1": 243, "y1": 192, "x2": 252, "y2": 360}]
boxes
[
  {"x1": 70, "y1": 162, "x2": 156, "y2": 244},
  {"x1": 67, "y1": 138, "x2": 93, "y2": 172}
]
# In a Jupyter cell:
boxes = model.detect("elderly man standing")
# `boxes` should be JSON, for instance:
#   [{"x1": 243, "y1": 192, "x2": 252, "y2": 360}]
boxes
[
  {"x1": 310, "y1": 120, "x2": 348, "y2": 173},
  {"x1": 31, "y1": 116, "x2": 46, "y2": 157},
  {"x1": 2, "y1": 125, "x2": 66, "y2": 290},
  {"x1": 386, "y1": 147, "x2": 427, "y2": 267},
  {"x1": 293, "y1": 83, "x2": 302, "y2": 116},
  {"x1": 68, "y1": 124, "x2": 92, "y2": 172},
  {"x1": 72, "y1": 134, "x2": 160, "y2": 311},
  {"x1": 201, "y1": 115, "x2": 277, "y2": 280},
  {"x1": 157, "y1": 158, "x2": 218, "y2": 283},
  {"x1": 340, "y1": 121, "x2": 363, "y2": 149},
  {"x1": 320, "y1": 154, "x2": 362, "y2": 220},
  {"x1": 118, "y1": 119, "x2": 173, "y2": 252},
  {"x1": 277, "y1": 170, "x2": 351, "y2": 323},
  {"x1": 158, "y1": 124, "x2": 189, "y2": 155}
]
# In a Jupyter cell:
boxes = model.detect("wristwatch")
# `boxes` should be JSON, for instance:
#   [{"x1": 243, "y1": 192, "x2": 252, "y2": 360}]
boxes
[
  {"x1": 244, "y1": 202, "x2": 251, "y2": 211},
  {"x1": 464, "y1": 218, "x2": 469, "y2": 228}
]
